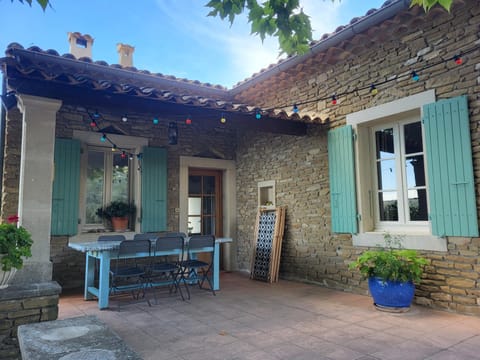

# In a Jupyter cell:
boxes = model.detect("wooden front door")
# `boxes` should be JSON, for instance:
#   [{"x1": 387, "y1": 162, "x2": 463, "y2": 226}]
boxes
[{"x1": 187, "y1": 169, "x2": 223, "y2": 237}]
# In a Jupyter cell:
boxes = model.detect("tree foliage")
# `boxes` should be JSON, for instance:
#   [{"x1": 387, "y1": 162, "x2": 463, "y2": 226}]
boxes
[{"x1": 17, "y1": 0, "x2": 454, "y2": 56}]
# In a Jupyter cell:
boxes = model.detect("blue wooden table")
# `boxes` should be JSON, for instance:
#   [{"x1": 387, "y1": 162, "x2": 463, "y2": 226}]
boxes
[{"x1": 69, "y1": 237, "x2": 232, "y2": 309}]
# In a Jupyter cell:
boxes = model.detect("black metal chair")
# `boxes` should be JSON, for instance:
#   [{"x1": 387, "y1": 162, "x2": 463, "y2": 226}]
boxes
[
  {"x1": 179, "y1": 234, "x2": 216, "y2": 300},
  {"x1": 147, "y1": 235, "x2": 187, "y2": 303},
  {"x1": 109, "y1": 239, "x2": 151, "y2": 306}
]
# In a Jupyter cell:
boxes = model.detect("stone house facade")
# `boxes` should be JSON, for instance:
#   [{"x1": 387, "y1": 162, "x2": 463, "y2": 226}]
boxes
[{"x1": 1, "y1": 0, "x2": 480, "y2": 317}]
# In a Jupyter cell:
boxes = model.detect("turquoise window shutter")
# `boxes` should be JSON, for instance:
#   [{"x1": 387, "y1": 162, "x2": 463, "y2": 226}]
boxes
[
  {"x1": 423, "y1": 96, "x2": 478, "y2": 237},
  {"x1": 141, "y1": 147, "x2": 167, "y2": 232},
  {"x1": 328, "y1": 125, "x2": 358, "y2": 234},
  {"x1": 51, "y1": 138, "x2": 80, "y2": 235}
]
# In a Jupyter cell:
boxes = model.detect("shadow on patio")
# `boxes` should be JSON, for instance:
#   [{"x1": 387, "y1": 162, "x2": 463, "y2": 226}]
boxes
[{"x1": 59, "y1": 272, "x2": 480, "y2": 360}]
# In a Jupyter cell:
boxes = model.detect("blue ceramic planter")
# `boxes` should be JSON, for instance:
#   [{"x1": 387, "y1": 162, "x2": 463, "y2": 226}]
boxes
[{"x1": 368, "y1": 277, "x2": 415, "y2": 309}]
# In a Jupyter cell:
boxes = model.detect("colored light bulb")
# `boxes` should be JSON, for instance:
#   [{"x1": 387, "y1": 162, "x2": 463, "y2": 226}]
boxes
[
  {"x1": 100, "y1": 134, "x2": 107, "y2": 142},
  {"x1": 370, "y1": 84, "x2": 378, "y2": 95},
  {"x1": 185, "y1": 117, "x2": 192, "y2": 125},
  {"x1": 153, "y1": 117, "x2": 159, "y2": 124},
  {"x1": 411, "y1": 71, "x2": 420, "y2": 82},
  {"x1": 332, "y1": 95, "x2": 337, "y2": 105},
  {"x1": 293, "y1": 104, "x2": 299, "y2": 113},
  {"x1": 256, "y1": 111, "x2": 261, "y2": 120},
  {"x1": 454, "y1": 55, "x2": 463, "y2": 65}
]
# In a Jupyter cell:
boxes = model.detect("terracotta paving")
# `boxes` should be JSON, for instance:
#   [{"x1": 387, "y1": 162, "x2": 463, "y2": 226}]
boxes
[{"x1": 58, "y1": 272, "x2": 480, "y2": 360}]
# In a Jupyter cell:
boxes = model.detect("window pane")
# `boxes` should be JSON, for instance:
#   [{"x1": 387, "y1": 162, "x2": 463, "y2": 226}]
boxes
[
  {"x1": 86, "y1": 151, "x2": 104, "y2": 224},
  {"x1": 189, "y1": 176, "x2": 201, "y2": 194},
  {"x1": 203, "y1": 176, "x2": 215, "y2": 194},
  {"x1": 409, "y1": 189, "x2": 428, "y2": 221},
  {"x1": 202, "y1": 216, "x2": 214, "y2": 235},
  {"x1": 404, "y1": 122, "x2": 423, "y2": 154},
  {"x1": 188, "y1": 216, "x2": 201, "y2": 235},
  {"x1": 203, "y1": 196, "x2": 215, "y2": 215},
  {"x1": 112, "y1": 153, "x2": 129, "y2": 203},
  {"x1": 188, "y1": 197, "x2": 201, "y2": 216},
  {"x1": 375, "y1": 128, "x2": 394, "y2": 159},
  {"x1": 378, "y1": 192, "x2": 398, "y2": 221},
  {"x1": 377, "y1": 159, "x2": 396, "y2": 190},
  {"x1": 406, "y1": 155, "x2": 426, "y2": 187}
]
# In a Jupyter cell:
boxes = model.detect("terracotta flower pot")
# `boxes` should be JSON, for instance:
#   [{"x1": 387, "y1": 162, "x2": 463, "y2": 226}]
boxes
[{"x1": 111, "y1": 217, "x2": 128, "y2": 232}]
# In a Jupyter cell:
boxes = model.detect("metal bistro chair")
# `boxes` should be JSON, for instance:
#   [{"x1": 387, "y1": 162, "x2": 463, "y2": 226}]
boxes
[
  {"x1": 98, "y1": 234, "x2": 126, "y2": 242},
  {"x1": 109, "y1": 239, "x2": 151, "y2": 307},
  {"x1": 147, "y1": 235, "x2": 187, "y2": 303},
  {"x1": 179, "y1": 234, "x2": 216, "y2": 300}
]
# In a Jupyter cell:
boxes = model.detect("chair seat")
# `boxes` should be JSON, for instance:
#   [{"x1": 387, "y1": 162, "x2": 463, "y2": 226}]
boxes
[
  {"x1": 110, "y1": 266, "x2": 145, "y2": 278},
  {"x1": 180, "y1": 259, "x2": 209, "y2": 268},
  {"x1": 150, "y1": 263, "x2": 177, "y2": 273}
]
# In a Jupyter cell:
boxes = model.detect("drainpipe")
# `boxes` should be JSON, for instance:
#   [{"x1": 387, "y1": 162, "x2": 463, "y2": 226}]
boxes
[
  {"x1": 229, "y1": 0, "x2": 411, "y2": 95},
  {"x1": 0, "y1": 76, "x2": 6, "y2": 210}
]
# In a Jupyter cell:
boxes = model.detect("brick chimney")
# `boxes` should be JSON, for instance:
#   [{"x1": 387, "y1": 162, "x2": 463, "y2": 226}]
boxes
[
  {"x1": 116, "y1": 43, "x2": 135, "y2": 67},
  {"x1": 68, "y1": 32, "x2": 94, "y2": 59}
]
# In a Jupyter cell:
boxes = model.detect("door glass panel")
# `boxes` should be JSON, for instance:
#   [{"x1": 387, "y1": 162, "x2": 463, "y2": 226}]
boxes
[
  {"x1": 404, "y1": 122, "x2": 423, "y2": 154},
  {"x1": 189, "y1": 176, "x2": 201, "y2": 194},
  {"x1": 375, "y1": 128, "x2": 394, "y2": 159},
  {"x1": 203, "y1": 176, "x2": 215, "y2": 194},
  {"x1": 202, "y1": 216, "x2": 214, "y2": 235},
  {"x1": 112, "y1": 153, "x2": 129, "y2": 203},
  {"x1": 188, "y1": 216, "x2": 201, "y2": 235},
  {"x1": 378, "y1": 191, "x2": 398, "y2": 221},
  {"x1": 377, "y1": 159, "x2": 396, "y2": 190},
  {"x1": 188, "y1": 197, "x2": 201, "y2": 216},
  {"x1": 86, "y1": 151, "x2": 104, "y2": 224},
  {"x1": 203, "y1": 196, "x2": 215, "y2": 215},
  {"x1": 409, "y1": 189, "x2": 428, "y2": 221},
  {"x1": 406, "y1": 155, "x2": 425, "y2": 187}
]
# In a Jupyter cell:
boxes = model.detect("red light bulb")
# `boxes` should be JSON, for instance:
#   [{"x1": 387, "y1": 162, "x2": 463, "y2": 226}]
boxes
[
  {"x1": 185, "y1": 118, "x2": 192, "y2": 125},
  {"x1": 454, "y1": 55, "x2": 463, "y2": 65}
]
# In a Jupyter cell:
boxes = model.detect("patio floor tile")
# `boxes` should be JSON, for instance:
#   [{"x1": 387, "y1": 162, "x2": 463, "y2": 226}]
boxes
[{"x1": 58, "y1": 271, "x2": 480, "y2": 360}]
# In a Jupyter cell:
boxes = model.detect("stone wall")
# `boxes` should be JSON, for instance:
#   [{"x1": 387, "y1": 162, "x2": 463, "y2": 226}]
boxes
[
  {"x1": 234, "y1": 2, "x2": 480, "y2": 315},
  {"x1": 0, "y1": 282, "x2": 61, "y2": 360}
]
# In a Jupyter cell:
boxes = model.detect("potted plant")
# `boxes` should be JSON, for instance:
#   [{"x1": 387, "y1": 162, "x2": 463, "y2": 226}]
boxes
[
  {"x1": 349, "y1": 233, "x2": 428, "y2": 312},
  {"x1": 0, "y1": 215, "x2": 33, "y2": 288},
  {"x1": 96, "y1": 201, "x2": 136, "y2": 232}
]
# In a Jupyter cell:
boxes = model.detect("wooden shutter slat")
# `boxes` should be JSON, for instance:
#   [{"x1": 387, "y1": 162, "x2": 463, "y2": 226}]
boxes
[
  {"x1": 423, "y1": 96, "x2": 478, "y2": 237},
  {"x1": 141, "y1": 147, "x2": 167, "y2": 232},
  {"x1": 328, "y1": 125, "x2": 358, "y2": 234}
]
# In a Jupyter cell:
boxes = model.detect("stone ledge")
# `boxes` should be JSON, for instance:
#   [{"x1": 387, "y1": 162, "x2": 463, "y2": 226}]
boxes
[
  {"x1": 18, "y1": 315, "x2": 142, "y2": 360},
  {"x1": 0, "y1": 282, "x2": 61, "y2": 301}
]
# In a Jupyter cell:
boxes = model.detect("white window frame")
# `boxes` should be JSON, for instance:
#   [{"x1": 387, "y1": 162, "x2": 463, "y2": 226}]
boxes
[
  {"x1": 73, "y1": 130, "x2": 147, "y2": 234},
  {"x1": 346, "y1": 90, "x2": 447, "y2": 251}
]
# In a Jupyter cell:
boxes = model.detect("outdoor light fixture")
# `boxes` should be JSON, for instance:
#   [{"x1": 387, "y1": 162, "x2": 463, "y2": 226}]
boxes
[
  {"x1": 1, "y1": 91, "x2": 17, "y2": 111},
  {"x1": 168, "y1": 122, "x2": 178, "y2": 145}
]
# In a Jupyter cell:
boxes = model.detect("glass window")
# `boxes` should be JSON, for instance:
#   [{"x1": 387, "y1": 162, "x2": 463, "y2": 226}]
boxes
[
  {"x1": 85, "y1": 147, "x2": 132, "y2": 227},
  {"x1": 373, "y1": 120, "x2": 427, "y2": 226}
]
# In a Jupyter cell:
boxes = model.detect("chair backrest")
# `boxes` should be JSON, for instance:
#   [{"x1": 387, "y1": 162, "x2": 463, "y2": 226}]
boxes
[
  {"x1": 98, "y1": 235, "x2": 126, "y2": 242},
  {"x1": 133, "y1": 233, "x2": 158, "y2": 241},
  {"x1": 118, "y1": 239, "x2": 151, "y2": 257},
  {"x1": 187, "y1": 235, "x2": 215, "y2": 254},
  {"x1": 154, "y1": 235, "x2": 184, "y2": 256},
  {"x1": 159, "y1": 232, "x2": 186, "y2": 238}
]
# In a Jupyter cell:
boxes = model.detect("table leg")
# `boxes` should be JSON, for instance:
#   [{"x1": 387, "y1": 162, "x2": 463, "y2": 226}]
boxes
[
  {"x1": 85, "y1": 253, "x2": 95, "y2": 300},
  {"x1": 213, "y1": 242, "x2": 220, "y2": 291},
  {"x1": 98, "y1": 252, "x2": 111, "y2": 309}
]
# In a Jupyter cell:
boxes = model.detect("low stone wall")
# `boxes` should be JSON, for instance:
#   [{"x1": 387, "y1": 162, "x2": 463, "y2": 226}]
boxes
[{"x1": 0, "y1": 282, "x2": 61, "y2": 360}]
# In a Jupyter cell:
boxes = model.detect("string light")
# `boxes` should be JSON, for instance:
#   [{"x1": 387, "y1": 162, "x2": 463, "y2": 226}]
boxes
[
  {"x1": 185, "y1": 116, "x2": 192, "y2": 125},
  {"x1": 292, "y1": 104, "x2": 299, "y2": 113},
  {"x1": 411, "y1": 71, "x2": 420, "y2": 82},
  {"x1": 453, "y1": 54, "x2": 462, "y2": 65},
  {"x1": 153, "y1": 117, "x2": 159, "y2": 125},
  {"x1": 100, "y1": 134, "x2": 107, "y2": 142},
  {"x1": 332, "y1": 94, "x2": 337, "y2": 105},
  {"x1": 220, "y1": 113, "x2": 227, "y2": 124},
  {"x1": 255, "y1": 110, "x2": 262, "y2": 120},
  {"x1": 370, "y1": 84, "x2": 378, "y2": 95},
  {"x1": 121, "y1": 114, "x2": 128, "y2": 122},
  {"x1": 121, "y1": 151, "x2": 127, "y2": 159},
  {"x1": 112, "y1": 144, "x2": 117, "y2": 152},
  {"x1": 90, "y1": 120, "x2": 97, "y2": 127}
]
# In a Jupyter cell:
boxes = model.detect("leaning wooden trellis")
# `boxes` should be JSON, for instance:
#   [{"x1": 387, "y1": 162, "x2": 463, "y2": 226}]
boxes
[{"x1": 250, "y1": 206, "x2": 286, "y2": 283}]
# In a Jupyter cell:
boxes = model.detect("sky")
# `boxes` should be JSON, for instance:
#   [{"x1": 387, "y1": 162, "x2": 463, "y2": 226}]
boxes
[{"x1": 0, "y1": 0, "x2": 386, "y2": 89}]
